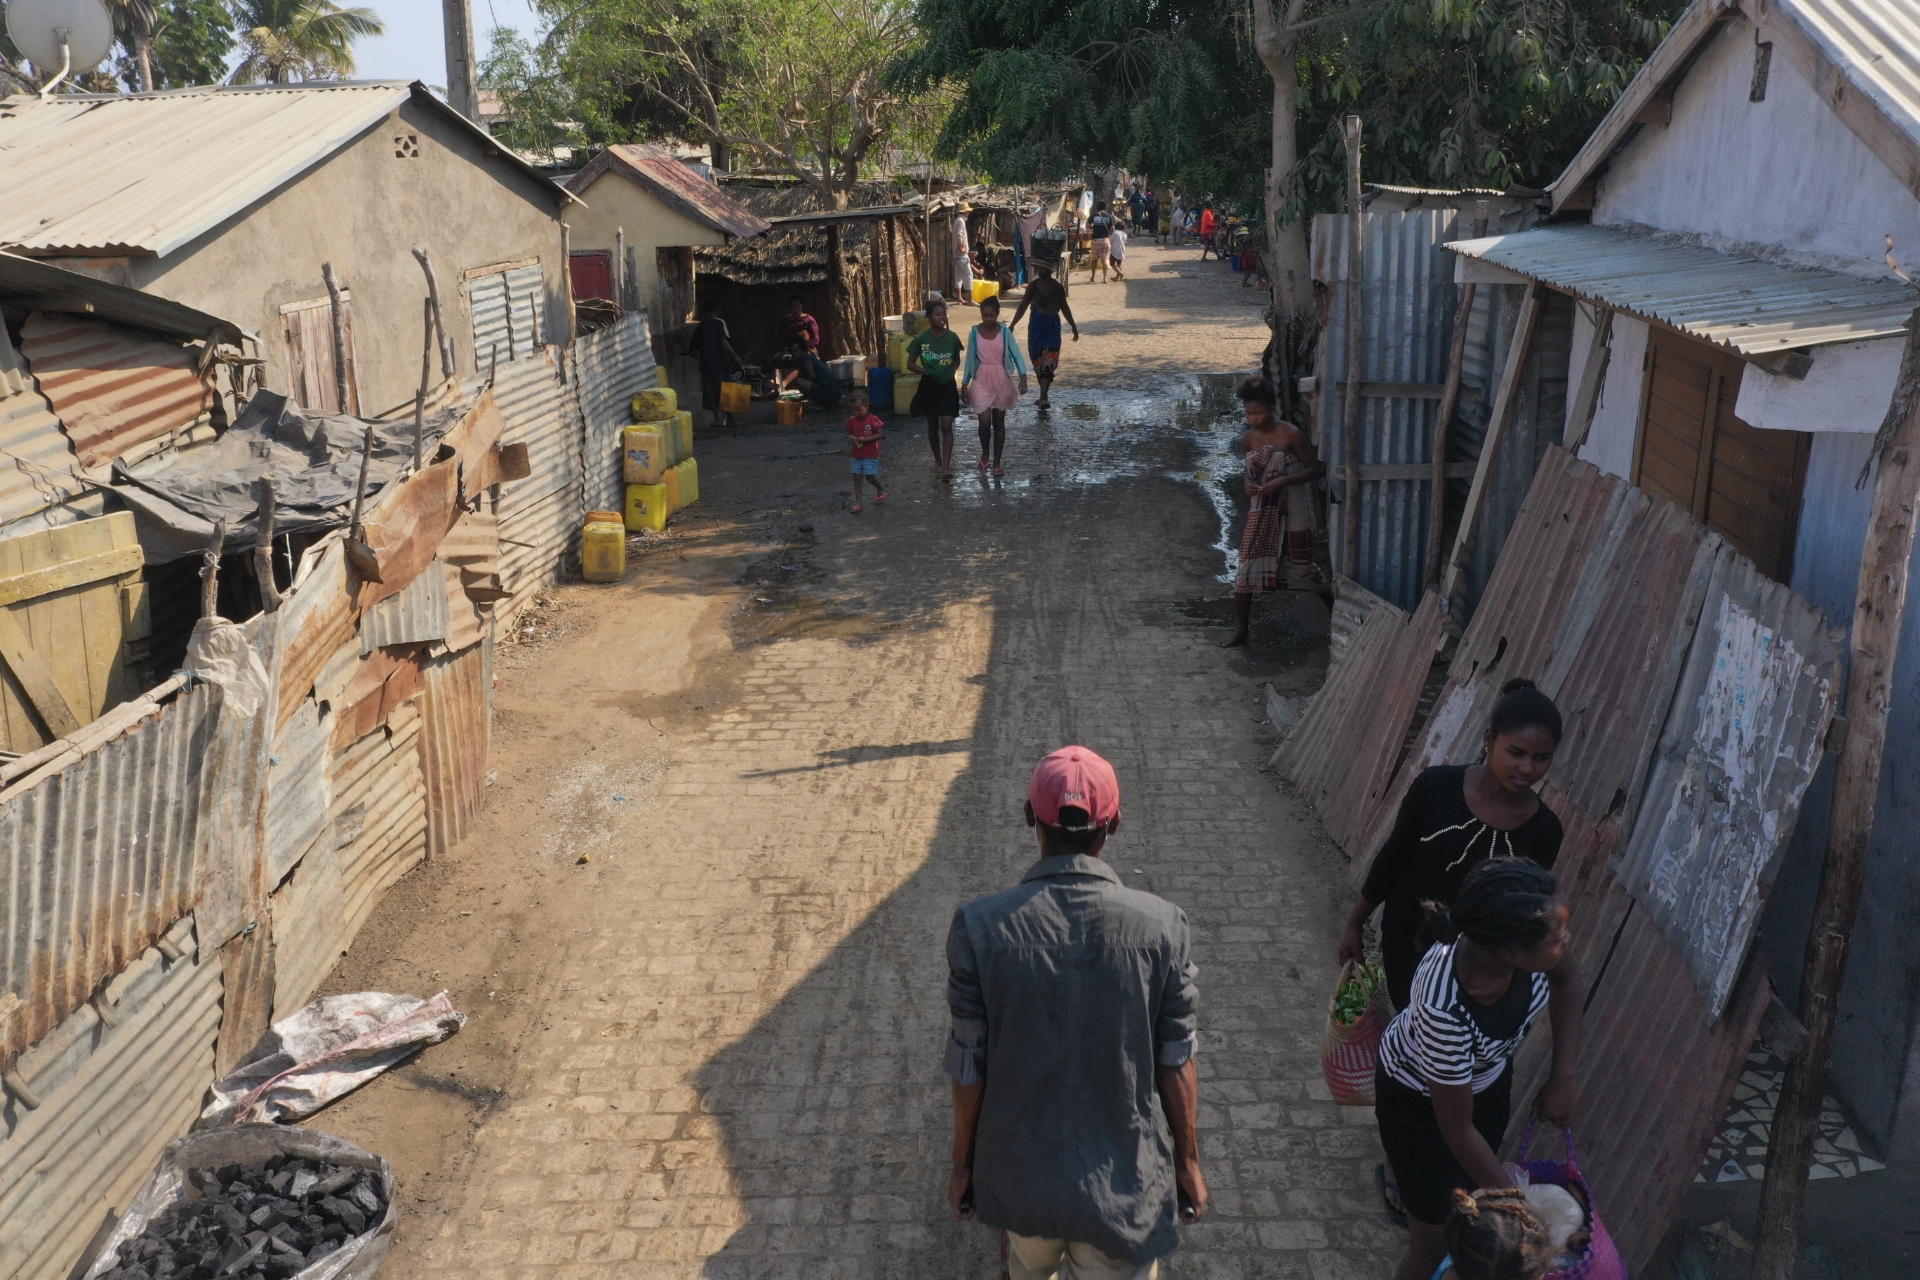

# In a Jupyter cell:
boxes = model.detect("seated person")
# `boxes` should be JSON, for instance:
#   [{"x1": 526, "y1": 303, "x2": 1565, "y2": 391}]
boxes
[{"x1": 778, "y1": 349, "x2": 842, "y2": 409}]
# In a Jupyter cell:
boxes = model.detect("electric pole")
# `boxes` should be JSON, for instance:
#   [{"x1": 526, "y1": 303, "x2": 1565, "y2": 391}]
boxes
[{"x1": 442, "y1": 0, "x2": 480, "y2": 125}]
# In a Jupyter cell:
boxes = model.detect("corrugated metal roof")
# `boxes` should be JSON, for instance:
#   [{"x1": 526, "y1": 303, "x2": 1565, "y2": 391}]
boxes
[
  {"x1": 0, "y1": 251, "x2": 246, "y2": 344},
  {"x1": 0, "y1": 82, "x2": 570, "y2": 256},
  {"x1": 17, "y1": 312, "x2": 215, "y2": 469},
  {"x1": 1618, "y1": 547, "x2": 1843, "y2": 1014},
  {"x1": 573, "y1": 310, "x2": 658, "y2": 515},
  {"x1": 0, "y1": 679, "x2": 218, "y2": 1070},
  {"x1": 1785, "y1": 0, "x2": 1920, "y2": 154},
  {"x1": 419, "y1": 640, "x2": 490, "y2": 860},
  {"x1": 1447, "y1": 224, "x2": 1917, "y2": 353},
  {"x1": 0, "y1": 915, "x2": 218, "y2": 1280},
  {"x1": 569, "y1": 143, "x2": 772, "y2": 241},
  {"x1": 1275, "y1": 591, "x2": 1447, "y2": 854}
]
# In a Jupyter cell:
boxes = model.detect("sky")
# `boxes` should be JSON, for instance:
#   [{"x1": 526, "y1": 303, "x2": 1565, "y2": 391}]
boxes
[{"x1": 345, "y1": 0, "x2": 544, "y2": 88}]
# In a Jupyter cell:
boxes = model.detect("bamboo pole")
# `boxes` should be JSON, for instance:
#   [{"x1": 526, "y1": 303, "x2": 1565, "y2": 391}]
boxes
[
  {"x1": 200, "y1": 519, "x2": 228, "y2": 618},
  {"x1": 1752, "y1": 306, "x2": 1920, "y2": 1279},
  {"x1": 252, "y1": 479, "x2": 279, "y2": 613},
  {"x1": 321, "y1": 263, "x2": 351, "y2": 415},
  {"x1": 1340, "y1": 115, "x2": 1364, "y2": 579}
]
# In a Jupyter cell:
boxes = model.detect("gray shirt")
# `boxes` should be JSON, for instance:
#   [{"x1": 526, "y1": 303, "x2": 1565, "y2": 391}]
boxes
[{"x1": 944, "y1": 854, "x2": 1199, "y2": 1263}]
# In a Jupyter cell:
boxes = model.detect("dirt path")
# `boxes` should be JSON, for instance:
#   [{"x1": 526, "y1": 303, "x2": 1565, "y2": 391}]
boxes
[{"x1": 310, "y1": 242, "x2": 1400, "y2": 1278}]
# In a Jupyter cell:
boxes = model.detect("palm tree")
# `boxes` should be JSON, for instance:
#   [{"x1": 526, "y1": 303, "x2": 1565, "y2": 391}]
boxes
[
  {"x1": 110, "y1": 0, "x2": 159, "y2": 91},
  {"x1": 229, "y1": 0, "x2": 384, "y2": 84}
]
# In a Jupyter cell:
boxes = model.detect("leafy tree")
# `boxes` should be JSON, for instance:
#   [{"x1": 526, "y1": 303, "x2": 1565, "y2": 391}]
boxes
[
  {"x1": 480, "y1": 26, "x2": 585, "y2": 156},
  {"x1": 109, "y1": 0, "x2": 159, "y2": 91},
  {"x1": 152, "y1": 0, "x2": 239, "y2": 87},
  {"x1": 229, "y1": 0, "x2": 384, "y2": 84}
]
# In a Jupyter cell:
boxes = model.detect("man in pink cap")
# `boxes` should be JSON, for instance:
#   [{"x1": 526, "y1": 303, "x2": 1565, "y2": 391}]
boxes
[{"x1": 944, "y1": 746, "x2": 1206, "y2": 1279}]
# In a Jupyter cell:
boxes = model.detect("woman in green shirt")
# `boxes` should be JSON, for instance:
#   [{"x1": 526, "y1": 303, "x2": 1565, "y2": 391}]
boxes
[{"x1": 907, "y1": 301, "x2": 965, "y2": 479}]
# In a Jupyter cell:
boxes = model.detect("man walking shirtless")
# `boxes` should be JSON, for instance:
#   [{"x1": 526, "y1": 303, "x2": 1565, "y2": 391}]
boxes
[{"x1": 1008, "y1": 261, "x2": 1079, "y2": 411}]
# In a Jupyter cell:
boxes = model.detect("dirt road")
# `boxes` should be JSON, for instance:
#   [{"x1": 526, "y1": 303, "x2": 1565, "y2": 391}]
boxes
[{"x1": 312, "y1": 241, "x2": 1401, "y2": 1278}]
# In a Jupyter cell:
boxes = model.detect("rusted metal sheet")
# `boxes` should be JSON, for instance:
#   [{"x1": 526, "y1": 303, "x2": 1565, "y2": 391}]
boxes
[
  {"x1": 275, "y1": 536, "x2": 358, "y2": 732},
  {"x1": 438, "y1": 386, "x2": 506, "y2": 499},
  {"x1": 0, "y1": 339, "x2": 86, "y2": 529},
  {"x1": 330, "y1": 703, "x2": 427, "y2": 948},
  {"x1": 359, "y1": 559, "x2": 450, "y2": 653},
  {"x1": 1617, "y1": 549, "x2": 1843, "y2": 1014},
  {"x1": 1276, "y1": 591, "x2": 1447, "y2": 853},
  {"x1": 419, "y1": 639, "x2": 491, "y2": 860},
  {"x1": 573, "y1": 311, "x2": 658, "y2": 515},
  {"x1": 215, "y1": 921, "x2": 274, "y2": 1077},
  {"x1": 187, "y1": 615, "x2": 275, "y2": 953},
  {"x1": 0, "y1": 679, "x2": 219, "y2": 1070},
  {"x1": 330, "y1": 647, "x2": 425, "y2": 751},
  {"x1": 357, "y1": 458, "x2": 459, "y2": 609},
  {"x1": 1497, "y1": 787, "x2": 1771, "y2": 1273},
  {"x1": 1349, "y1": 449, "x2": 1626, "y2": 884},
  {"x1": 0, "y1": 915, "x2": 218, "y2": 1280},
  {"x1": 269, "y1": 820, "x2": 345, "y2": 1016},
  {"x1": 266, "y1": 694, "x2": 332, "y2": 885},
  {"x1": 17, "y1": 313, "x2": 214, "y2": 470},
  {"x1": 442, "y1": 561, "x2": 487, "y2": 653}
]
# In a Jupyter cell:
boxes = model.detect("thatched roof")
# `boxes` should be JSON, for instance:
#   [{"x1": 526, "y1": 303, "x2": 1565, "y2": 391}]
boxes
[{"x1": 695, "y1": 182, "x2": 902, "y2": 286}]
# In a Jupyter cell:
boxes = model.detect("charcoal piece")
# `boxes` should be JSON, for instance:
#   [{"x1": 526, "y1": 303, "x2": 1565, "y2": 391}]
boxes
[
  {"x1": 262, "y1": 1257, "x2": 303, "y2": 1280},
  {"x1": 347, "y1": 1182, "x2": 382, "y2": 1216},
  {"x1": 334, "y1": 1201, "x2": 366, "y2": 1235},
  {"x1": 287, "y1": 1170, "x2": 317, "y2": 1199},
  {"x1": 318, "y1": 1223, "x2": 346, "y2": 1243},
  {"x1": 309, "y1": 1168, "x2": 356, "y2": 1198},
  {"x1": 214, "y1": 1204, "x2": 248, "y2": 1236},
  {"x1": 266, "y1": 1170, "x2": 292, "y2": 1194},
  {"x1": 217, "y1": 1239, "x2": 248, "y2": 1272},
  {"x1": 247, "y1": 1205, "x2": 272, "y2": 1228},
  {"x1": 243, "y1": 1231, "x2": 266, "y2": 1247}
]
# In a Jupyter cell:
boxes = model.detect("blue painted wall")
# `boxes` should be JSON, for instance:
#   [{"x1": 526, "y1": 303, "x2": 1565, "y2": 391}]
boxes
[{"x1": 1766, "y1": 431, "x2": 1920, "y2": 1155}]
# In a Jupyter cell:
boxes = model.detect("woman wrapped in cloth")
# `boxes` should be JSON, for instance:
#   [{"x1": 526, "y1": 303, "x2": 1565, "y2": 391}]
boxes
[{"x1": 1219, "y1": 377, "x2": 1331, "y2": 647}]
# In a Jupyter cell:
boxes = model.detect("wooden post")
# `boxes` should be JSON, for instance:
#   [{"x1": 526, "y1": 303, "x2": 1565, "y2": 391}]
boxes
[
  {"x1": 1340, "y1": 114, "x2": 1364, "y2": 579},
  {"x1": 615, "y1": 227, "x2": 628, "y2": 307},
  {"x1": 868, "y1": 219, "x2": 885, "y2": 364},
  {"x1": 411, "y1": 246, "x2": 457, "y2": 379},
  {"x1": 1424, "y1": 210, "x2": 1486, "y2": 588},
  {"x1": 201, "y1": 519, "x2": 227, "y2": 619},
  {"x1": 415, "y1": 296, "x2": 434, "y2": 469},
  {"x1": 1563, "y1": 305, "x2": 1614, "y2": 454},
  {"x1": 627, "y1": 245, "x2": 642, "y2": 316},
  {"x1": 1440, "y1": 279, "x2": 1543, "y2": 606},
  {"x1": 1752, "y1": 306, "x2": 1920, "y2": 1279},
  {"x1": 320, "y1": 263, "x2": 351, "y2": 415},
  {"x1": 252, "y1": 481, "x2": 279, "y2": 613},
  {"x1": 559, "y1": 222, "x2": 578, "y2": 346}
]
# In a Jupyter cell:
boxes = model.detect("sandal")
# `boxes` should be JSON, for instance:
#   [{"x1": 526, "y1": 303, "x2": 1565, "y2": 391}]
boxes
[
  {"x1": 874, "y1": 491, "x2": 888, "y2": 504},
  {"x1": 977, "y1": 458, "x2": 990, "y2": 472},
  {"x1": 1375, "y1": 1163, "x2": 1406, "y2": 1224},
  {"x1": 992, "y1": 466, "x2": 1005, "y2": 478},
  {"x1": 850, "y1": 504, "x2": 863, "y2": 514}
]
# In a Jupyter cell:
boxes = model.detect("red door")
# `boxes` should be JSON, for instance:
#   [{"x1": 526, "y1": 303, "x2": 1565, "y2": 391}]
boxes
[{"x1": 569, "y1": 250, "x2": 614, "y2": 302}]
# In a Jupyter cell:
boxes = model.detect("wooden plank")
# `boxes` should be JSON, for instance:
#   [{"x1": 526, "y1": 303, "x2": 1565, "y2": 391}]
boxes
[
  {"x1": 1564, "y1": 306, "x2": 1613, "y2": 453},
  {"x1": 1427, "y1": 261, "x2": 1480, "y2": 588},
  {"x1": 0, "y1": 544, "x2": 143, "y2": 609},
  {"x1": 1442, "y1": 280, "x2": 1542, "y2": 603},
  {"x1": 1341, "y1": 114, "x2": 1365, "y2": 580},
  {"x1": 0, "y1": 608, "x2": 82, "y2": 738},
  {"x1": 30, "y1": 523, "x2": 92, "y2": 744}
]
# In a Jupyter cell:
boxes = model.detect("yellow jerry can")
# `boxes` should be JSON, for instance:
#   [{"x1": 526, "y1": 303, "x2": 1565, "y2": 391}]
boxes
[
  {"x1": 625, "y1": 483, "x2": 669, "y2": 532},
  {"x1": 663, "y1": 462, "x2": 684, "y2": 514},
  {"x1": 888, "y1": 331, "x2": 913, "y2": 371},
  {"x1": 893, "y1": 373, "x2": 921, "y2": 415},
  {"x1": 631, "y1": 386, "x2": 677, "y2": 422},
  {"x1": 903, "y1": 309, "x2": 929, "y2": 336},
  {"x1": 971, "y1": 279, "x2": 1000, "y2": 304},
  {"x1": 673, "y1": 457, "x2": 698, "y2": 506},
  {"x1": 623, "y1": 424, "x2": 671, "y2": 484},
  {"x1": 581, "y1": 520, "x2": 627, "y2": 582},
  {"x1": 674, "y1": 410, "x2": 694, "y2": 458},
  {"x1": 719, "y1": 382, "x2": 752, "y2": 414}
]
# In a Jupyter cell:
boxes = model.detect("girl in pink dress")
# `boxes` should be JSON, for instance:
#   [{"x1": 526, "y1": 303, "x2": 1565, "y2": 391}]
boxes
[{"x1": 961, "y1": 297, "x2": 1031, "y2": 476}]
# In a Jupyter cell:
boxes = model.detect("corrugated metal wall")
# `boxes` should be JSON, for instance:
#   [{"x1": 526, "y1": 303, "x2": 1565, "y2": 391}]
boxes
[
  {"x1": 266, "y1": 694, "x2": 332, "y2": 885},
  {"x1": 16, "y1": 313, "x2": 215, "y2": 470},
  {"x1": 485, "y1": 348, "x2": 584, "y2": 605},
  {"x1": 419, "y1": 638, "x2": 491, "y2": 860},
  {"x1": 329, "y1": 702, "x2": 427, "y2": 946},
  {"x1": 0, "y1": 333, "x2": 88, "y2": 528},
  {"x1": 1313, "y1": 210, "x2": 1459, "y2": 609},
  {"x1": 574, "y1": 310, "x2": 659, "y2": 516},
  {"x1": 0, "y1": 916, "x2": 217, "y2": 1280},
  {"x1": 469, "y1": 263, "x2": 547, "y2": 368}
]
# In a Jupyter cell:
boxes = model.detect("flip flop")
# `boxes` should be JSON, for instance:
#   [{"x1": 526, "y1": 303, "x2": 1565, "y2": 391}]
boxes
[
  {"x1": 992, "y1": 466, "x2": 1005, "y2": 478},
  {"x1": 850, "y1": 504, "x2": 863, "y2": 514},
  {"x1": 1375, "y1": 1164, "x2": 1406, "y2": 1223},
  {"x1": 977, "y1": 458, "x2": 989, "y2": 472},
  {"x1": 874, "y1": 492, "x2": 888, "y2": 504}
]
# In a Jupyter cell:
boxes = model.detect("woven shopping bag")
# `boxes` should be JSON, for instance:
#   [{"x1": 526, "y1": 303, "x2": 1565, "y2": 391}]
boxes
[
  {"x1": 1516, "y1": 1121, "x2": 1629, "y2": 1280},
  {"x1": 1319, "y1": 960, "x2": 1387, "y2": 1107}
]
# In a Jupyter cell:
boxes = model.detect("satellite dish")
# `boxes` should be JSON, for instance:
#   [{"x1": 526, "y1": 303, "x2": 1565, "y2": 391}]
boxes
[{"x1": 5, "y1": 0, "x2": 116, "y2": 79}]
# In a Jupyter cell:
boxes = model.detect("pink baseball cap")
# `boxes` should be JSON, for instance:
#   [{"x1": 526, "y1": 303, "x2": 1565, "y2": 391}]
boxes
[{"x1": 1029, "y1": 746, "x2": 1121, "y2": 830}]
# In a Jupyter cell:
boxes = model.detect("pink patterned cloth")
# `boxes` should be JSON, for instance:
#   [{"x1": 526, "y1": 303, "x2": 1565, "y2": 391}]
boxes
[{"x1": 967, "y1": 327, "x2": 1020, "y2": 412}]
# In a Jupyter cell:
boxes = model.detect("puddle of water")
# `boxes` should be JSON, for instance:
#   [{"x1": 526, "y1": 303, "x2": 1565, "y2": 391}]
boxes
[{"x1": 731, "y1": 526, "x2": 894, "y2": 645}]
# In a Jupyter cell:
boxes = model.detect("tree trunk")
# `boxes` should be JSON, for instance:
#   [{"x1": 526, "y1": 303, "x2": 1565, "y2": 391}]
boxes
[
  {"x1": 1253, "y1": 0, "x2": 1315, "y2": 424},
  {"x1": 826, "y1": 223, "x2": 853, "y2": 358},
  {"x1": 135, "y1": 37, "x2": 153, "y2": 92}
]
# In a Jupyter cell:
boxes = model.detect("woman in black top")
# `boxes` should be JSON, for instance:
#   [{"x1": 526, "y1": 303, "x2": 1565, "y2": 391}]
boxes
[{"x1": 1339, "y1": 678, "x2": 1566, "y2": 1012}]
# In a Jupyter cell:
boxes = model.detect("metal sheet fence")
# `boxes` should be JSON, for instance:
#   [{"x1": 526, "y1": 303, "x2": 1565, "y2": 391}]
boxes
[
  {"x1": 574, "y1": 310, "x2": 659, "y2": 516},
  {"x1": 484, "y1": 347, "x2": 585, "y2": 606},
  {"x1": 419, "y1": 638, "x2": 491, "y2": 860}
]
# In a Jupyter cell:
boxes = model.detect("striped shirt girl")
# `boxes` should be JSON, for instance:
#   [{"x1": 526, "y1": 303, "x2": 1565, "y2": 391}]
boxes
[{"x1": 1378, "y1": 942, "x2": 1550, "y2": 1094}]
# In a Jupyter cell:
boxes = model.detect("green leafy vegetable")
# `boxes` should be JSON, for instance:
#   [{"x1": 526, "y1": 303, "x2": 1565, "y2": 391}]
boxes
[{"x1": 1331, "y1": 957, "x2": 1385, "y2": 1026}]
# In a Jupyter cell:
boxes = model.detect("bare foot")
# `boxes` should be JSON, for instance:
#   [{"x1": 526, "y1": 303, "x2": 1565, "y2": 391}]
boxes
[{"x1": 1218, "y1": 631, "x2": 1249, "y2": 649}]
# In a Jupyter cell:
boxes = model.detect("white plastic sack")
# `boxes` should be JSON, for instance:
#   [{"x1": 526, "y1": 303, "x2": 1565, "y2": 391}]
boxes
[
  {"x1": 184, "y1": 616, "x2": 271, "y2": 717},
  {"x1": 83, "y1": 1125, "x2": 396, "y2": 1280},
  {"x1": 201, "y1": 992, "x2": 466, "y2": 1126}
]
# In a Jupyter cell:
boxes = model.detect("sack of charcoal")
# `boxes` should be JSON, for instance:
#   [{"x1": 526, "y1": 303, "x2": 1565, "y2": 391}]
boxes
[{"x1": 82, "y1": 1124, "x2": 396, "y2": 1280}]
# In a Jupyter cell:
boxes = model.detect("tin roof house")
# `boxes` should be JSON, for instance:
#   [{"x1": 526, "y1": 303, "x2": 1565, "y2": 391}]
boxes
[
  {"x1": 1444, "y1": 0, "x2": 1920, "y2": 1161},
  {"x1": 0, "y1": 82, "x2": 574, "y2": 417}
]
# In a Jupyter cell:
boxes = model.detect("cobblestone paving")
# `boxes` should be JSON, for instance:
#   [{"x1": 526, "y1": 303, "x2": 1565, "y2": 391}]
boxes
[{"x1": 376, "y1": 257, "x2": 1402, "y2": 1279}]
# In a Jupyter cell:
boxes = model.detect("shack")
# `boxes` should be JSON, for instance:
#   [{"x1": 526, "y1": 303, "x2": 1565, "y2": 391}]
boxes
[
  {"x1": 1443, "y1": 0, "x2": 1920, "y2": 1166},
  {"x1": 562, "y1": 143, "x2": 771, "y2": 336},
  {"x1": 0, "y1": 82, "x2": 575, "y2": 416}
]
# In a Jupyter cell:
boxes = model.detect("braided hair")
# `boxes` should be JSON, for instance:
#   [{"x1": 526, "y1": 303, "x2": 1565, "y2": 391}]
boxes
[
  {"x1": 1445, "y1": 1188, "x2": 1555, "y2": 1280},
  {"x1": 1489, "y1": 678, "x2": 1562, "y2": 744},
  {"x1": 1424, "y1": 857, "x2": 1560, "y2": 953}
]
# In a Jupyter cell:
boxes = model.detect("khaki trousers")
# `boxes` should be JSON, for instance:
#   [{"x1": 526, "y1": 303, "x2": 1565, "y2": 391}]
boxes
[{"x1": 1005, "y1": 1233, "x2": 1159, "y2": 1280}]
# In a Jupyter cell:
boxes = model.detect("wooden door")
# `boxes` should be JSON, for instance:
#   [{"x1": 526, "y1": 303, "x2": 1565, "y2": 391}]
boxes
[
  {"x1": 280, "y1": 293, "x2": 360, "y2": 414},
  {"x1": 1633, "y1": 329, "x2": 1809, "y2": 581},
  {"x1": 569, "y1": 250, "x2": 614, "y2": 302}
]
